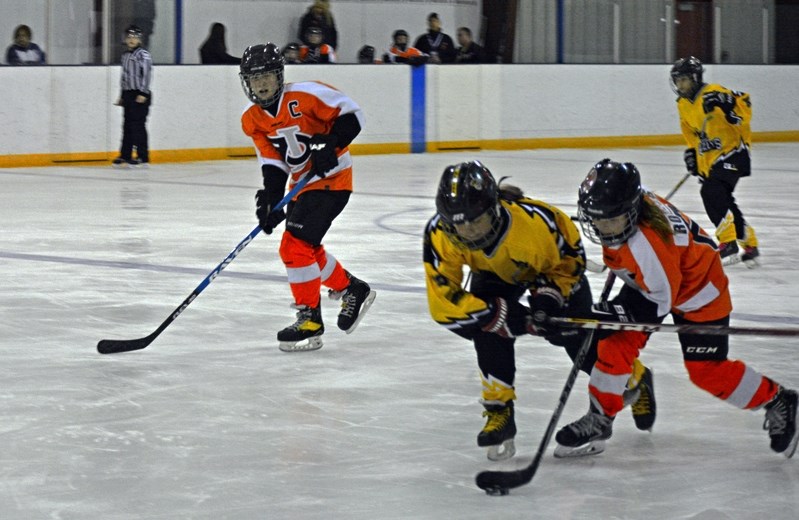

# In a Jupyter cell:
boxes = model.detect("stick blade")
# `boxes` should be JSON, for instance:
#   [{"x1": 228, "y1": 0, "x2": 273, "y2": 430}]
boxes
[
  {"x1": 97, "y1": 336, "x2": 153, "y2": 354},
  {"x1": 475, "y1": 465, "x2": 535, "y2": 494}
]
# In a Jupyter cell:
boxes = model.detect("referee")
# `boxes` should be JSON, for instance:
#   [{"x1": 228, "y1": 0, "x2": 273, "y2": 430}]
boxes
[{"x1": 113, "y1": 25, "x2": 152, "y2": 167}]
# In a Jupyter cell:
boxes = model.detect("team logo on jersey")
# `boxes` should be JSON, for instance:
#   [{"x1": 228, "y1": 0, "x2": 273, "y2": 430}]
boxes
[
  {"x1": 698, "y1": 133, "x2": 722, "y2": 154},
  {"x1": 268, "y1": 125, "x2": 314, "y2": 168}
]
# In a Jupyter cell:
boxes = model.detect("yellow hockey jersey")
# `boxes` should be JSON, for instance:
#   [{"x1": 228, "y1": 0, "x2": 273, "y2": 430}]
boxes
[
  {"x1": 423, "y1": 197, "x2": 586, "y2": 333},
  {"x1": 677, "y1": 83, "x2": 752, "y2": 178}
]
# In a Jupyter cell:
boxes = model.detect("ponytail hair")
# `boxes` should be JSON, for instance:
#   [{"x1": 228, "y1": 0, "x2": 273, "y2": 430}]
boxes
[
  {"x1": 640, "y1": 193, "x2": 674, "y2": 243},
  {"x1": 497, "y1": 176, "x2": 524, "y2": 201}
]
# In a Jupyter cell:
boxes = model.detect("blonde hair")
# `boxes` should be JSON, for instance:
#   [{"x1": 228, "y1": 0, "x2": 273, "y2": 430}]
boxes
[{"x1": 640, "y1": 194, "x2": 674, "y2": 243}]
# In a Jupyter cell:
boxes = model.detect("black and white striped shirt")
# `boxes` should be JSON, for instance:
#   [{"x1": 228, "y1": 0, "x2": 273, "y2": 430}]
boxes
[{"x1": 120, "y1": 47, "x2": 152, "y2": 94}]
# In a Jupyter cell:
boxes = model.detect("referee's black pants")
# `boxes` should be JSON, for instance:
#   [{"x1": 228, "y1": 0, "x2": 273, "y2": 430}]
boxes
[{"x1": 120, "y1": 90, "x2": 150, "y2": 162}]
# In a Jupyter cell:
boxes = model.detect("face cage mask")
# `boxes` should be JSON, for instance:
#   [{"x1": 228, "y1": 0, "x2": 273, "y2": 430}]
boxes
[
  {"x1": 577, "y1": 205, "x2": 639, "y2": 247},
  {"x1": 442, "y1": 204, "x2": 503, "y2": 251},
  {"x1": 240, "y1": 70, "x2": 284, "y2": 108},
  {"x1": 670, "y1": 73, "x2": 699, "y2": 99}
]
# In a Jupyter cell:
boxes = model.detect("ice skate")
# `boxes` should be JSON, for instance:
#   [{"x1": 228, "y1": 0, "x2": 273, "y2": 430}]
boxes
[
  {"x1": 763, "y1": 388, "x2": 799, "y2": 458},
  {"x1": 112, "y1": 157, "x2": 143, "y2": 169},
  {"x1": 631, "y1": 367, "x2": 656, "y2": 431},
  {"x1": 554, "y1": 402, "x2": 614, "y2": 458},
  {"x1": 329, "y1": 272, "x2": 376, "y2": 334},
  {"x1": 477, "y1": 401, "x2": 516, "y2": 461},
  {"x1": 277, "y1": 304, "x2": 324, "y2": 352},
  {"x1": 741, "y1": 246, "x2": 760, "y2": 268},
  {"x1": 718, "y1": 241, "x2": 740, "y2": 266}
]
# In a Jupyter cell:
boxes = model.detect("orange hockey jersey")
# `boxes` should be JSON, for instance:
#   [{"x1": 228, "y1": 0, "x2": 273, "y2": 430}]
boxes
[
  {"x1": 602, "y1": 193, "x2": 731, "y2": 322},
  {"x1": 241, "y1": 81, "x2": 364, "y2": 196}
]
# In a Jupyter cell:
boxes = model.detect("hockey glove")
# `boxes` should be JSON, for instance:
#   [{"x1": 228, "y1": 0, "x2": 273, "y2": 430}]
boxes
[
  {"x1": 592, "y1": 300, "x2": 634, "y2": 323},
  {"x1": 255, "y1": 189, "x2": 286, "y2": 235},
  {"x1": 309, "y1": 133, "x2": 339, "y2": 177},
  {"x1": 702, "y1": 91, "x2": 742, "y2": 124},
  {"x1": 683, "y1": 148, "x2": 699, "y2": 176},
  {"x1": 528, "y1": 286, "x2": 566, "y2": 337},
  {"x1": 480, "y1": 297, "x2": 534, "y2": 339}
]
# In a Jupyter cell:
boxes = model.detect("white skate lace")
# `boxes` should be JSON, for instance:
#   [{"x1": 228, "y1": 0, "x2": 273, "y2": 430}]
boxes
[
  {"x1": 567, "y1": 412, "x2": 611, "y2": 439},
  {"x1": 764, "y1": 399, "x2": 787, "y2": 436},
  {"x1": 287, "y1": 304, "x2": 314, "y2": 330},
  {"x1": 340, "y1": 291, "x2": 357, "y2": 318}
]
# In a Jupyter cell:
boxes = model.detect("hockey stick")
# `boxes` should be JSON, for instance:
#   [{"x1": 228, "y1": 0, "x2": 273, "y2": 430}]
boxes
[
  {"x1": 97, "y1": 174, "x2": 313, "y2": 355},
  {"x1": 664, "y1": 172, "x2": 691, "y2": 200},
  {"x1": 578, "y1": 173, "x2": 692, "y2": 274},
  {"x1": 549, "y1": 317, "x2": 799, "y2": 337},
  {"x1": 475, "y1": 272, "x2": 616, "y2": 495}
]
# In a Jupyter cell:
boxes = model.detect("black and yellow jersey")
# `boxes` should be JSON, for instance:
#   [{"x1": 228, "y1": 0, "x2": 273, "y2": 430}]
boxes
[
  {"x1": 423, "y1": 197, "x2": 586, "y2": 334},
  {"x1": 677, "y1": 83, "x2": 752, "y2": 178}
]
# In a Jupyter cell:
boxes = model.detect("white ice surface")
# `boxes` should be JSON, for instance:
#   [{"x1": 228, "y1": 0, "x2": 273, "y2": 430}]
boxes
[{"x1": 1, "y1": 145, "x2": 798, "y2": 519}]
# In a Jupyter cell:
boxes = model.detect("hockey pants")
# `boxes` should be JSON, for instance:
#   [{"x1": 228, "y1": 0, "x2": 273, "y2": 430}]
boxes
[{"x1": 279, "y1": 190, "x2": 351, "y2": 308}]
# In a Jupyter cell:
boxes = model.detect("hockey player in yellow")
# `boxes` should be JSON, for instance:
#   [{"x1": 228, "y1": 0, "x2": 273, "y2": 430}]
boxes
[
  {"x1": 423, "y1": 161, "x2": 655, "y2": 461},
  {"x1": 671, "y1": 56, "x2": 759, "y2": 267}
]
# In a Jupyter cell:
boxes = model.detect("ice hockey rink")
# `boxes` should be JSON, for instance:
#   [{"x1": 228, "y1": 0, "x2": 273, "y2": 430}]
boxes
[{"x1": 2, "y1": 144, "x2": 799, "y2": 519}]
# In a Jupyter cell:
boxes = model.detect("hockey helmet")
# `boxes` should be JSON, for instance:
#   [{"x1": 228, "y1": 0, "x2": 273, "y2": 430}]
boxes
[
  {"x1": 670, "y1": 56, "x2": 705, "y2": 99},
  {"x1": 436, "y1": 161, "x2": 504, "y2": 250},
  {"x1": 577, "y1": 159, "x2": 643, "y2": 246},
  {"x1": 239, "y1": 43, "x2": 285, "y2": 108}
]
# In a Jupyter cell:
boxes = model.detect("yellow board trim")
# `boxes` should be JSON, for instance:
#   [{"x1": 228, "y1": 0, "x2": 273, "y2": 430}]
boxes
[{"x1": 2, "y1": 132, "x2": 798, "y2": 168}]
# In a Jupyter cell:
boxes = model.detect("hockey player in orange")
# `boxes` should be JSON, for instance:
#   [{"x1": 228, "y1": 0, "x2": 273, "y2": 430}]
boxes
[
  {"x1": 671, "y1": 56, "x2": 759, "y2": 267},
  {"x1": 382, "y1": 30, "x2": 427, "y2": 65},
  {"x1": 424, "y1": 161, "x2": 655, "y2": 462},
  {"x1": 299, "y1": 27, "x2": 336, "y2": 64},
  {"x1": 239, "y1": 43, "x2": 375, "y2": 352},
  {"x1": 555, "y1": 159, "x2": 798, "y2": 459}
]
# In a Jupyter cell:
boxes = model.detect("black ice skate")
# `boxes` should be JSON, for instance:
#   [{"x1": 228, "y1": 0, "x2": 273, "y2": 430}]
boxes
[
  {"x1": 328, "y1": 272, "x2": 376, "y2": 333},
  {"x1": 630, "y1": 367, "x2": 656, "y2": 432},
  {"x1": 554, "y1": 402, "x2": 614, "y2": 458},
  {"x1": 763, "y1": 388, "x2": 799, "y2": 458},
  {"x1": 477, "y1": 401, "x2": 516, "y2": 461},
  {"x1": 112, "y1": 157, "x2": 143, "y2": 169},
  {"x1": 718, "y1": 241, "x2": 740, "y2": 266},
  {"x1": 741, "y1": 245, "x2": 760, "y2": 269},
  {"x1": 277, "y1": 304, "x2": 324, "y2": 352}
]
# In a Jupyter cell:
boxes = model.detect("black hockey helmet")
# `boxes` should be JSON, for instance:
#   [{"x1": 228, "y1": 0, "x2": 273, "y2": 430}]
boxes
[
  {"x1": 305, "y1": 26, "x2": 324, "y2": 44},
  {"x1": 670, "y1": 56, "x2": 705, "y2": 99},
  {"x1": 239, "y1": 43, "x2": 285, "y2": 108},
  {"x1": 577, "y1": 158, "x2": 643, "y2": 246},
  {"x1": 125, "y1": 24, "x2": 143, "y2": 38},
  {"x1": 392, "y1": 30, "x2": 410, "y2": 51},
  {"x1": 358, "y1": 45, "x2": 375, "y2": 63},
  {"x1": 393, "y1": 29, "x2": 409, "y2": 42},
  {"x1": 436, "y1": 161, "x2": 503, "y2": 250}
]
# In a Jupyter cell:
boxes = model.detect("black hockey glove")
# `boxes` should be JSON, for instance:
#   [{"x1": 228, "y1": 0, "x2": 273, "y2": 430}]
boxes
[
  {"x1": 702, "y1": 91, "x2": 741, "y2": 124},
  {"x1": 528, "y1": 286, "x2": 566, "y2": 337},
  {"x1": 683, "y1": 148, "x2": 699, "y2": 176},
  {"x1": 309, "y1": 133, "x2": 339, "y2": 177},
  {"x1": 592, "y1": 300, "x2": 634, "y2": 323},
  {"x1": 480, "y1": 297, "x2": 534, "y2": 339},
  {"x1": 255, "y1": 189, "x2": 286, "y2": 235}
]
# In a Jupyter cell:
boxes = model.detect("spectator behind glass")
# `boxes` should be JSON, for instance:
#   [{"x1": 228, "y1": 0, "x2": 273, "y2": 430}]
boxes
[
  {"x1": 455, "y1": 27, "x2": 486, "y2": 63},
  {"x1": 298, "y1": 0, "x2": 338, "y2": 50},
  {"x1": 300, "y1": 26, "x2": 336, "y2": 63},
  {"x1": 199, "y1": 23, "x2": 240, "y2": 64},
  {"x1": 413, "y1": 12, "x2": 455, "y2": 64},
  {"x1": 357, "y1": 45, "x2": 378, "y2": 64},
  {"x1": 283, "y1": 42, "x2": 302, "y2": 64},
  {"x1": 382, "y1": 30, "x2": 427, "y2": 66},
  {"x1": 6, "y1": 24, "x2": 46, "y2": 65}
]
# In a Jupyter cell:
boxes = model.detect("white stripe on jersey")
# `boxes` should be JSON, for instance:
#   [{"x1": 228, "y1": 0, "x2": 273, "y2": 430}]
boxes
[
  {"x1": 285, "y1": 81, "x2": 365, "y2": 127},
  {"x1": 675, "y1": 281, "x2": 721, "y2": 313},
  {"x1": 626, "y1": 231, "x2": 672, "y2": 317}
]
